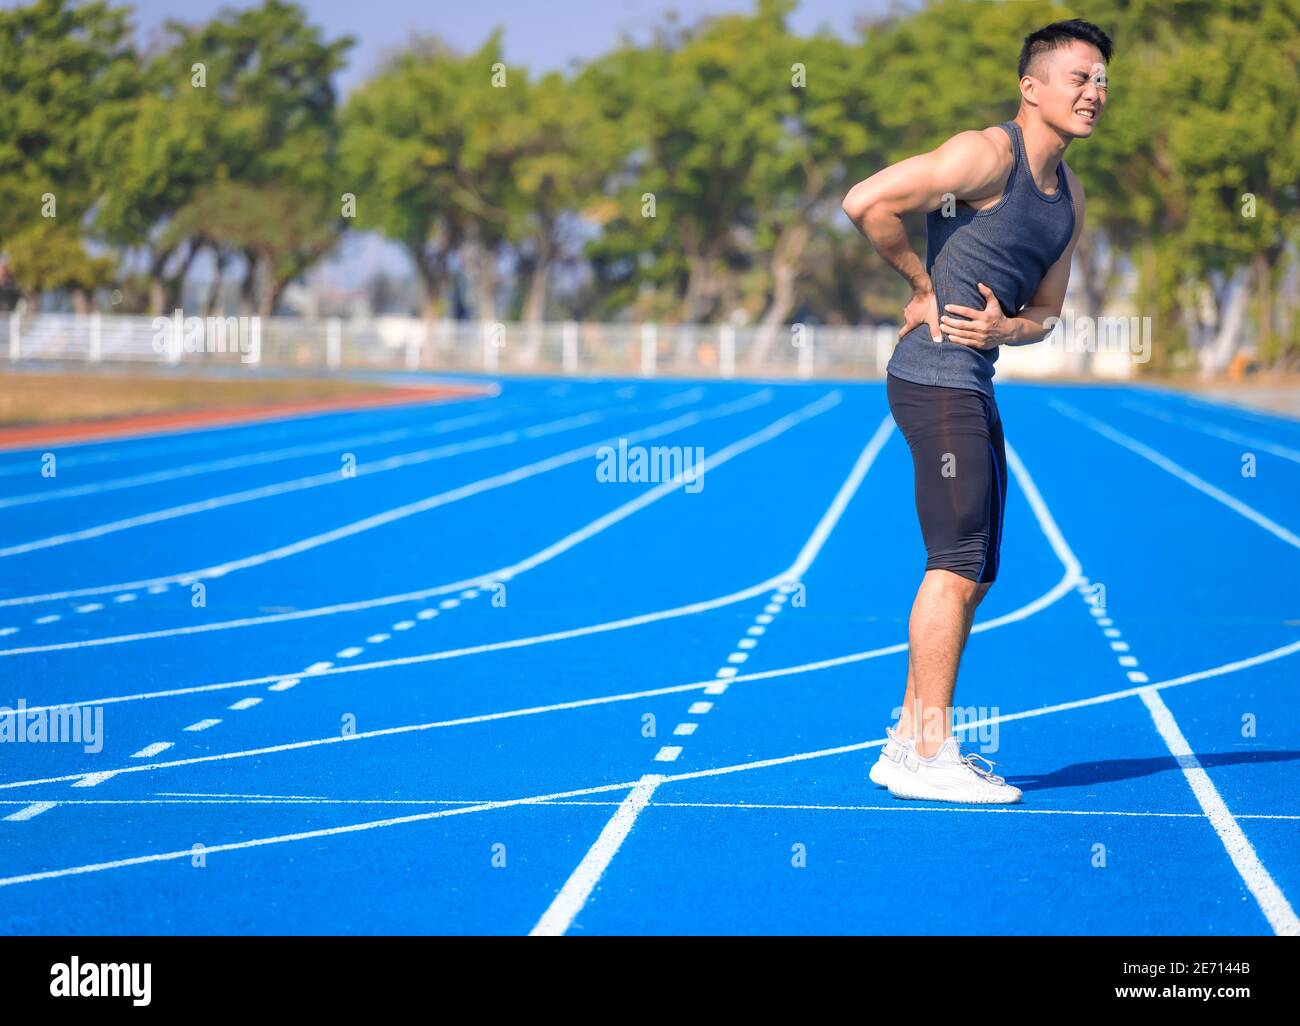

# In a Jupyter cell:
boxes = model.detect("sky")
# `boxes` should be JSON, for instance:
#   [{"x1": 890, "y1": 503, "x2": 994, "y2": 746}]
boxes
[{"x1": 120, "y1": 0, "x2": 902, "y2": 94}]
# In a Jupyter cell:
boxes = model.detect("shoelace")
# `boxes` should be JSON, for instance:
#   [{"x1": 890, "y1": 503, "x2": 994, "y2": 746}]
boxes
[{"x1": 961, "y1": 751, "x2": 1007, "y2": 785}]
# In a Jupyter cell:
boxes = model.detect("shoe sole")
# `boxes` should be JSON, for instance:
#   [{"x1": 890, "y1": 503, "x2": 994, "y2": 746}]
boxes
[{"x1": 888, "y1": 778, "x2": 1022, "y2": 804}]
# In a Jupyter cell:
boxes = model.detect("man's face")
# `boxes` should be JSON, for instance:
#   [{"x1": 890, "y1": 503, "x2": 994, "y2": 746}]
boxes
[{"x1": 1028, "y1": 40, "x2": 1108, "y2": 138}]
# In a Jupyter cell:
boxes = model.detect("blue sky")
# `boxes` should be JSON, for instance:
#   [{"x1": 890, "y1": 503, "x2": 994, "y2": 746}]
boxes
[{"x1": 123, "y1": 0, "x2": 900, "y2": 93}]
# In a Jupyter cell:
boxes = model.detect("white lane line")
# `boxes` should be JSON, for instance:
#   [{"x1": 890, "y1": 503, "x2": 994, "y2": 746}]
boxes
[
  {"x1": 14, "y1": 797, "x2": 1298, "y2": 819},
  {"x1": 0, "y1": 628, "x2": 16, "y2": 637},
  {"x1": 0, "y1": 777, "x2": 662, "y2": 890},
  {"x1": 1139, "y1": 687, "x2": 1299, "y2": 936},
  {"x1": 1076, "y1": 571, "x2": 1296, "y2": 933},
  {"x1": 72, "y1": 772, "x2": 116, "y2": 788},
  {"x1": 1051, "y1": 399, "x2": 1300, "y2": 550},
  {"x1": 183, "y1": 719, "x2": 222, "y2": 732},
  {"x1": 0, "y1": 385, "x2": 504, "y2": 478},
  {"x1": 4, "y1": 637, "x2": 1294, "y2": 888},
  {"x1": 304, "y1": 662, "x2": 333, "y2": 674},
  {"x1": 267, "y1": 679, "x2": 299, "y2": 692},
  {"x1": 688, "y1": 702, "x2": 713, "y2": 714},
  {"x1": 4, "y1": 802, "x2": 57, "y2": 822},
  {"x1": 0, "y1": 394, "x2": 676, "y2": 545},
  {"x1": 392, "y1": 621, "x2": 415, "y2": 631},
  {"x1": 0, "y1": 393, "x2": 552, "y2": 509},
  {"x1": 365, "y1": 634, "x2": 390, "y2": 644},
  {"x1": 416, "y1": 609, "x2": 438, "y2": 620},
  {"x1": 529, "y1": 775, "x2": 663, "y2": 936},
  {"x1": 228, "y1": 697, "x2": 262, "y2": 711},
  {"x1": 439, "y1": 599, "x2": 460, "y2": 610},
  {"x1": 74, "y1": 603, "x2": 103, "y2": 613},
  {"x1": 0, "y1": 390, "x2": 812, "y2": 654},
  {"x1": 0, "y1": 389, "x2": 774, "y2": 600},
  {"x1": 1118, "y1": 397, "x2": 1300, "y2": 465},
  {"x1": 5, "y1": 795, "x2": 1294, "y2": 821},
  {"x1": 336, "y1": 647, "x2": 364, "y2": 659},
  {"x1": 112, "y1": 593, "x2": 137, "y2": 603},
  {"x1": 130, "y1": 742, "x2": 173, "y2": 759},
  {"x1": 34, "y1": 614, "x2": 60, "y2": 625},
  {"x1": 550, "y1": 412, "x2": 896, "y2": 920}
]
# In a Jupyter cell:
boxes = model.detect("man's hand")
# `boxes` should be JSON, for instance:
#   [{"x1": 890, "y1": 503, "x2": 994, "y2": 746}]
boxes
[
  {"x1": 939, "y1": 282, "x2": 1011, "y2": 350},
  {"x1": 900, "y1": 285, "x2": 943, "y2": 342}
]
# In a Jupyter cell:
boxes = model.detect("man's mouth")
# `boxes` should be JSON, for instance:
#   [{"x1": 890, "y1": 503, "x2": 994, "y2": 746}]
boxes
[{"x1": 1074, "y1": 107, "x2": 1097, "y2": 122}]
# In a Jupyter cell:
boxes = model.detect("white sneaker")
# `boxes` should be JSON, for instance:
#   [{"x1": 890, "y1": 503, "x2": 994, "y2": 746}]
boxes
[
  {"x1": 887, "y1": 735, "x2": 1022, "y2": 804},
  {"x1": 868, "y1": 726, "x2": 909, "y2": 787}
]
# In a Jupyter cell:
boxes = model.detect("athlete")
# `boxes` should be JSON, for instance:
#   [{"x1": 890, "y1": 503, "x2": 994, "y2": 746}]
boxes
[{"x1": 841, "y1": 19, "x2": 1110, "y2": 803}]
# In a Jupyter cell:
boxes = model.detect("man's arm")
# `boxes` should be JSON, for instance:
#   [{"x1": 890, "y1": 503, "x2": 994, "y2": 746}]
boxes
[
  {"x1": 940, "y1": 165, "x2": 1087, "y2": 349},
  {"x1": 841, "y1": 129, "x2": 1011, "y2": 340}
]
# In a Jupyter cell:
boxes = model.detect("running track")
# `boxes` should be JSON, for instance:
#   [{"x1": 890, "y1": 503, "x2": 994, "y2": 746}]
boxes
[{"x1": 0, "y1": 375, "x2": 1296, "y2": 935}]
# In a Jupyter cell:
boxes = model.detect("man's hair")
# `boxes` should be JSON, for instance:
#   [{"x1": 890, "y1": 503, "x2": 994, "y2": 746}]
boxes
[{"x1": 1018, "y1": 19, "x2": 1113, "y2": 80}]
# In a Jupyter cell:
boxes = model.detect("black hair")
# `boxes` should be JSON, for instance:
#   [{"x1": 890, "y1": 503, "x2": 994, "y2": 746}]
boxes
[{"x1": 1018, "y1": 19, "x2": 1113, "y2": 80}]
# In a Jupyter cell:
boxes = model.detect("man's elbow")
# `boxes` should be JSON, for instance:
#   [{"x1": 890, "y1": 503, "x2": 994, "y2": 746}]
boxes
[{"x1": 841, "y1": 182, "x2": 873, "y2": 223}]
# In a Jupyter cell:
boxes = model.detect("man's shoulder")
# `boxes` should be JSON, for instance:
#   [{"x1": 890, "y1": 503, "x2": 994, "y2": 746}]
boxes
[{"x1": 934, "y1": 125, "x2": 1014, "y2": 169}]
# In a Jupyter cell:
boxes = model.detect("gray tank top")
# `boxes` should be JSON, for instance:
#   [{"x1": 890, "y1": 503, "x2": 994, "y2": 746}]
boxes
[{"x1": 886, "y1": 119, "x2": 1075, "y2": 398}]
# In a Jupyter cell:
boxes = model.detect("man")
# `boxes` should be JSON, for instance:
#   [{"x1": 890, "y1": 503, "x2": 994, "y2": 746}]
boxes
[{"x1": 841, "y1": 19, "x2": 1111, "y2": 803}]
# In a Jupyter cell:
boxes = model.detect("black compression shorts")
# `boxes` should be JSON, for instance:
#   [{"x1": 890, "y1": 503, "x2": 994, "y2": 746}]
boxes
[{"x1": 886, "y1": 372, "x2": 1007, "y2": 584}]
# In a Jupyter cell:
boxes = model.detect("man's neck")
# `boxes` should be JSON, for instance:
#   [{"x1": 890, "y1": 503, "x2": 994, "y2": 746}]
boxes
[{"x1": 1013, "y1": 112, "x2": 1071, "y2": 193}]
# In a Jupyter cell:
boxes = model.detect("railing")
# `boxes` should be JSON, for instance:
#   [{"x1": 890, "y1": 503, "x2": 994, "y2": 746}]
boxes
[{"x1": 0, "y1": 313, "x2": 1136, "y2": 380}]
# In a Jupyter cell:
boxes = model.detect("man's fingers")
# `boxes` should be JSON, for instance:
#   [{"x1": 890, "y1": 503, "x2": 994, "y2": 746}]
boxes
[{"x1": 943, "y1": 304, "x2": 980, "y2": 318}]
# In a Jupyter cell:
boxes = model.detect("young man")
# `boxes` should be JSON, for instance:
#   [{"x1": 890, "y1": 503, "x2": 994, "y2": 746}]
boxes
[{"x1": 841, "y1": 19, "x2": 1111, "y2": 803}]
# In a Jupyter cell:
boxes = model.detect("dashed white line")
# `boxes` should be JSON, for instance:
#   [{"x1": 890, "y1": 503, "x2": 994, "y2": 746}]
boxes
[
  {"x1": 4, "y1": 802, "x2": 57, "y2": 822},
  {"x1": 131, "y1": 742, "x2": 173, "y2": 759},
  {"x1": 228, "y1": 697, "x2": 262, "y2": 711},
  {"x1": 184, "y1": 719, "x2": 222, "y2": 732}
]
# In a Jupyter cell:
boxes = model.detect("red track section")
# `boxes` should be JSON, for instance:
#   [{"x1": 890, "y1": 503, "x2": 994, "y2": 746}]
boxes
[{"x1": 0, "y1": 382, "x2": 493, "y2": 451}]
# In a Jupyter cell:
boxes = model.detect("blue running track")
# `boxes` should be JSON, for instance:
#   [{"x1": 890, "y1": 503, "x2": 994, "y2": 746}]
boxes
[{"x1": 0, "y1": 375, "x2": 1296, "y2": 935}]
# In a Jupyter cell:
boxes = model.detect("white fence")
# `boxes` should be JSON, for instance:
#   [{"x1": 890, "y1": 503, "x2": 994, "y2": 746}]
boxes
[{"x1": 0, "y1": 312, "x2": 1135, "y2": 380}]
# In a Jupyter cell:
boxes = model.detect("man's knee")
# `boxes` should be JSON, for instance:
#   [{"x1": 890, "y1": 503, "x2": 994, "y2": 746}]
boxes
[{"x1": 927, "y1": 568, "x2": 982, "y2": 603}]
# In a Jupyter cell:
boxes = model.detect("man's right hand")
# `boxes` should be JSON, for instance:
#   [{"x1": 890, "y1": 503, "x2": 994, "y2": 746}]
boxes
[{"x1": 900, "y1": 285, "x2": 943, "y2": 343}]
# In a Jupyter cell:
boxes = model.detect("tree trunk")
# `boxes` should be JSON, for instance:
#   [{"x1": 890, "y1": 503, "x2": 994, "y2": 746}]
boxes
[
  {"x1": 203, "y1": 249, "x2": 227, "y2": 317},
  {"x1": 751, "y1": 220, "x2": 811, "y2": 369},
  {"x1": 409, "y1": 243, "x2": 446, "y2": 321},
  {"x1": 148, "y1": 246, "x2": 177, "y2": 316},
  {"x1": 1199, "y1": 267, "x2": 1251, "y2": 379}
]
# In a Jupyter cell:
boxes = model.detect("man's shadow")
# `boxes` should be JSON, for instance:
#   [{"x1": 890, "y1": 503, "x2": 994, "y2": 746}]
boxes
[{"x1": 1003, "y1": 749, "x2": 1300, "y2": 793}]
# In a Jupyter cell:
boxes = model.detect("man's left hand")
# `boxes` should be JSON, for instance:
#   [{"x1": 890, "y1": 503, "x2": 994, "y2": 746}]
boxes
[{"x1": 939, "y1": 282, "x2": 1010, "y2": 349}]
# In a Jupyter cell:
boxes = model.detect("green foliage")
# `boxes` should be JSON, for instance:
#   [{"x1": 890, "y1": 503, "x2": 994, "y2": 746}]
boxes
[{"x1": 1, "y1": 0, "x2": 1297, "y2": 367}]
